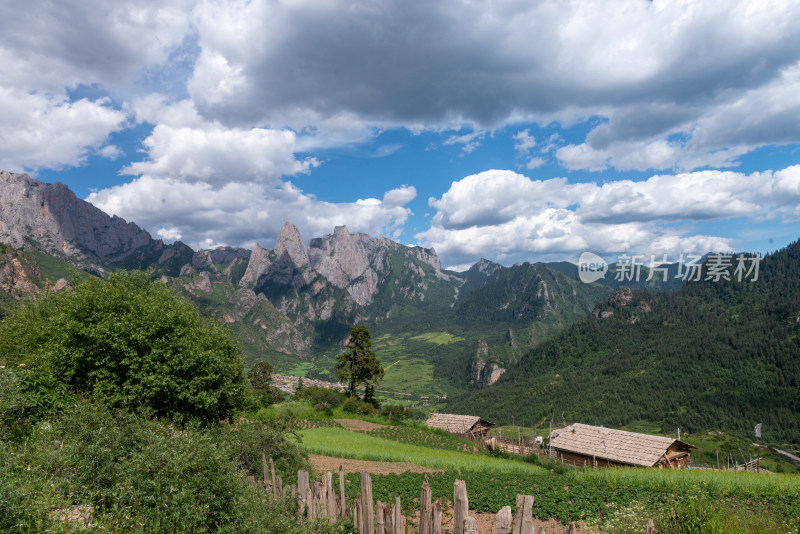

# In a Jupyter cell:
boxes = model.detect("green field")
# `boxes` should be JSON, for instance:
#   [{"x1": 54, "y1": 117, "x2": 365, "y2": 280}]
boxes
[
  {"x1": 300, "y1": 421, "x2": 800, "y2": 532},
  {"x1": 297, "y1": 427, "x2": 541, "y2": 474},
  {"x1": 410, "y1": 331, "x2": 465, "y2": 344}
]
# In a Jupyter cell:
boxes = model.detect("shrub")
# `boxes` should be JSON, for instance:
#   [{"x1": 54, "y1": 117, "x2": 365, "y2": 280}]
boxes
[
  {"x1": 341, "y1": 397, "x2": 377, "y2": 416},
  {"x1": 2, "y1": 401, "x2": 341, "y2": 533},
  {"x1": 380, "y1": 404, "x2": 413, "y2": 423},
  {"x1": 216, "y1": 421, "x2": 310, "y2": 479},
  {"x1": 0, "y1": 270, "x2": 245, "y2": 425},
  {"x1": 297, "y1": 385, "x2": 347, "y2": 413},
  {"x1": 0, "y1": 368, "x2": 33, "y2": 442}
]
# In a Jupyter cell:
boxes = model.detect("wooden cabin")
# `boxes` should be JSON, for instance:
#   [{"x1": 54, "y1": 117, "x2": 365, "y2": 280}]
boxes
[
  {"x1": 426, "y1": 413, "x2": 495, "y2": 440},
  {"x1": 548, "y1": 423, "x2": 695, "y2": 468}
]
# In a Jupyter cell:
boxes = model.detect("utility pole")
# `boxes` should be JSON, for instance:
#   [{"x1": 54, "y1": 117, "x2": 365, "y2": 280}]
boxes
[{"x1": 678, "y1": 427, "x2": 681, "y2": 441}]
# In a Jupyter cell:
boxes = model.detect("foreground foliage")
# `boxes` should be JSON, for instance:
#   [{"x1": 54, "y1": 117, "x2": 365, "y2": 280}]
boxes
[
  {"x1": 0, "y1": 270, "x2": 245, "y2": 426},
  {"x1": 0, "y1": 401, "x2": 346, "y2": 533}
]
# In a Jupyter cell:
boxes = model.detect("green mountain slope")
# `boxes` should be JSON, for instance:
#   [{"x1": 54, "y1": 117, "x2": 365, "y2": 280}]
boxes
[{"x1": 446, "y1": 241, "x2": 800, "y2": 444}]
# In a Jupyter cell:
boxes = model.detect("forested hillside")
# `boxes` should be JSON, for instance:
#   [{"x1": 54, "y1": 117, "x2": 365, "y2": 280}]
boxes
[{"x1": 447, "y1": 240, "x2": 800, "y2": 444}]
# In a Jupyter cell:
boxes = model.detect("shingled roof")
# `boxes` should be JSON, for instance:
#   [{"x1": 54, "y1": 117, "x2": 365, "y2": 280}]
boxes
[
  {"x1": 549, "y1": 423, "x2": 695, "y2": 467},
  {"x1": 426, "y1": 413, "x2": 494, "y2": 434}
]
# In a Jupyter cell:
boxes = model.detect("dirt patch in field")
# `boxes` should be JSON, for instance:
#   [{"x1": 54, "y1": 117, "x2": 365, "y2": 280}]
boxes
[
  {"x1": 309, "y1": 454, "x2": 441, "y2": 475},
  {"x1": 333, "y1": 419, "x2": 387, "y2": 432}
]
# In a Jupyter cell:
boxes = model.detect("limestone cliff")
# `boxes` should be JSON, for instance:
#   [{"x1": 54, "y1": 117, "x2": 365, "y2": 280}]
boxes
[{"x1": 0, "y1": 170, "x2": 189, "y2": 272}]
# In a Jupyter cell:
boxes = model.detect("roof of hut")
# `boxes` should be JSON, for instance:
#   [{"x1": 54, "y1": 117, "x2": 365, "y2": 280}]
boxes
[
  {"x1": 549, "y1": 423, "x2": 695, "y2": 467},
  {"x1": 426, "y1": 413, "x2": 495, "y2": 434}
]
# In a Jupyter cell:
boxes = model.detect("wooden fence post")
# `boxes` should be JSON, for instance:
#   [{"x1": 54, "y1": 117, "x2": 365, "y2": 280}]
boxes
[
  {"x1": 521, "y1": 516, "x2": 534, "y2": 534},
  {"x1": 512, "y1": 494, "x2": 534, "y2": 534},
  {"x1": 432, "y1": 499, "x2": 443, "y2": 534},
  {"x1": 269, "y1": 457, "x2": 276, "y2": 493},
  {"x1": 361, "y1": 471, "x2": 374, "y2": 534},
  {"x1": 464, "y1": 517, "x2": 478, "y2": 534},
  {"x1": 384, "y1": 502, "x2": 394, "y2": 534},
  {"x1": 453, "y1": 479, "x2": 468, "y2": 534},
  {"x1": 563, "y1": 523, "x2": 576, "y2": 534},
  {"x1": 375, "y1": 501, "x2": 386, "y2": 534},
  {"x1": 420, "y1": 475, "x2": 432, "y2": 534},
  {"x1": 324, "y1": 472, "x2": 338, "y2": 520},
  {"x1": 306, "y1": 482, "x2": 316, "y2": 520},
  {"x1": 495, "y1": 505, "x2": 512, "y2": 534},
  {"x1": 297, "y1": 470, "x2": 309, "y2": 520},
  {"x1": 268, "y1": 452, "x2": 275, "y2": 495},
  {"x1": 645, "y1": 519, "x2": 656, "y2": 534},
  {"x1": 339, "y1": 465, "x2": 346, "y2": 518},
  {"x1": 393, "y1": 496, "x2": 405, "y2": 533}
]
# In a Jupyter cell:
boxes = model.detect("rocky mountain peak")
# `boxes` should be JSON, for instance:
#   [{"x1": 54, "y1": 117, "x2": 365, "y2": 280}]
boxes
[
  {"x1": 0, "y1": 170, "x2": 178, "y2": 268},
  {"x1": 474, "y1": 258, "x2": 501, "y2": 276},
  {"x1": 240, "y1": 242, "x2": 272, "y2": 287},
  {"x1": 275, "y1": 222, "x2": 310, "y2": 268}
]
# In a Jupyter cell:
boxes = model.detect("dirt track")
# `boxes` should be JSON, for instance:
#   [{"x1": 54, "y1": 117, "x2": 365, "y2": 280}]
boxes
[
  {"x1": 333, "y1": 419, "x2": 387, "y2": 432},
  {"x1": 308, "y1": 454, "x2": 441, "y2": 475}
]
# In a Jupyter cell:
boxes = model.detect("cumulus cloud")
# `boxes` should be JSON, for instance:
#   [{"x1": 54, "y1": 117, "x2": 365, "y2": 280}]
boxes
[
  {"x1": 122, "y1": 123, "x2": 318, "y2": 184},
  {"x1": 87, "y1": 176, "x2": 415, "y2": 250},
  {"x1": 182, "y1": 0, "x2": 800, "y2": 169},
  {"x1": 416, "y1": 167, "x2": 800, "y2": 267},
  {"x1": 0, "y1": 0, "x2": 192, "y2": 172},
  {"x1": 0, "y1": 88, "x2": 127, "y2": 171},
  {"x1": 0, "y1": 0, "x2": 192, "y2": 93},
  {"x1": 383, "y1": 185, "x2": 417, "y2": 207},
  {"x1": 116, "y1": 97, "x2": 319, "y2": 185},
  {"x1": 83, "y1": 96, "x2": 413, "y2": 247}
]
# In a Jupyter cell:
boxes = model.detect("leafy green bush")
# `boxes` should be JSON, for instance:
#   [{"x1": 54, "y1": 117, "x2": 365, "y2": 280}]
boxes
[
  {"x1": 380, "y1": 404, "x2": 413, "y2": 422},
  {"x1": 0, "y1": 368, "x2": 33, "y2": 442},
  {"x1": 341, "y1": 397, "x2": 377, "y2": 416},
  {"x1": 216, "y1": 421, "x2": 310, "y2": 479},
  {"x1": 0, "y1": 270, "x2": 245, "y2": 426},
  {"x1": 1, "y1": 401, "x2": 344, "y2": 533},
  {"x1": 297, "y1": 385, "x2": 347, "y2": 414}
]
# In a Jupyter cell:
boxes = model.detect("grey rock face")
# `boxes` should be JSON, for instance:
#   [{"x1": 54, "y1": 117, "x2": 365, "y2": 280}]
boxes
[
  {"x1": 308, "y1": 225, "x2": 385, "y2": 305},
  {"x1": 0, "y1": 170, "x2": 167, "y2": 265},
  {"x1": 240, "y1": 243, "x2": 273, "y2": 287},
  {"x1": 470, "y1": 338, "x2": 505, "y2": 388},
  {"x1": 474, "y1": 258, "x2": 501, "y2": 277},
  {"x1": 275, "y1": 222, "x2": 310, "y2": 269}
]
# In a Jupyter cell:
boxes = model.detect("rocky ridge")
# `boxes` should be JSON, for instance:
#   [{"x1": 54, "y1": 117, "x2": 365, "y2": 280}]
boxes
[{"x1": 0, "y1": 171, "x2": 190, "y2": 274}]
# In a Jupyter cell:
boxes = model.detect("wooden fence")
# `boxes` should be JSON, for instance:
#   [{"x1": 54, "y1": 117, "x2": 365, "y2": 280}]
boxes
[{"x1": 252, "y1": 454, "x2": 656, "y2": 534}]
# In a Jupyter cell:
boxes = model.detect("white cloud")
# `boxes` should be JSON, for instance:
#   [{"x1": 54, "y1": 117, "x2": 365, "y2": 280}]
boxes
[
  {"x1": 383, "y1": 185, "x2": 417, "y2": 207},
  {"x1": 513, "y1": 130, "x2": 536, "y2": 152},
  {"x1": 416, "y1": 166, "x2": 800, "y2": 266},
  {"x1": 525, "y1": 157, "x2": 545, "y2": 170},
  {"x1": 122, "y1": 123, "x2": 318, "y2": 184},
  {"x1": 87, "y1": 176, "x2": 415, "y2": 250},
  {"x1": 0, "y1": 0, "x2": 192, "y2": 94},
  {"x1": 181, "y1": 0, "x2": 800, "y2": 170},
  {"x1": 442, "y1": 131, "x2": 486, "y2": 154},
  {"x1": 0, "y1": 88, "x2": 127, "y2": 171},
  {"x1": 98, "y1": 145, "x2": 123, "y2": 160}
]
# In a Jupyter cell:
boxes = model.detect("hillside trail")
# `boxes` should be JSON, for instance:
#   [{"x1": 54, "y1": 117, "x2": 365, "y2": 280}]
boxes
[
  {"x1": 333, "y1": 418, "x2": 388, "y2": 432},
  {"x1": 308, "y1": 454, "x2": 440, "y2": 474}
]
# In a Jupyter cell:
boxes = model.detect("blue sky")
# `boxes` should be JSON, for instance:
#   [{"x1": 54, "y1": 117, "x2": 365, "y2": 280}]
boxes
[{"x1": 2, "y1": 1, "x2": 800, "y2": 270}]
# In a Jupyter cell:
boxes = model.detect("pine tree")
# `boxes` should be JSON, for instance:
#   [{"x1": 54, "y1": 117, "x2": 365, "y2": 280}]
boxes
[{"x1": 335, "y1": 326, "x2": 384, "y2": 399}]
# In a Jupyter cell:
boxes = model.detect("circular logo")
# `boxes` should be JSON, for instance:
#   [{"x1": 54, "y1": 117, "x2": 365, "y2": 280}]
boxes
[{"x1": 578, "y1": 252, "x2": 608, "y2": 283}]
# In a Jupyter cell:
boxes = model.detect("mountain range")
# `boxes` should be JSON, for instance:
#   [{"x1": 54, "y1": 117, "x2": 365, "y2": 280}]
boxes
[
  {"x1": 3, "y1": 169, "x2": 798, "y2": 446},
  {"x1": 0, "y1": 170, "x2": 616, "y2": 394}
]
